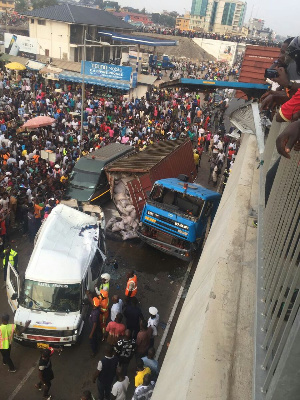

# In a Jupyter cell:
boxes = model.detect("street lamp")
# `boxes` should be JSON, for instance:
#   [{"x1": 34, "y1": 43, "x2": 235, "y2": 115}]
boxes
[{"x1": 80, "y1": 29, "x2": 87, "y2": 148}]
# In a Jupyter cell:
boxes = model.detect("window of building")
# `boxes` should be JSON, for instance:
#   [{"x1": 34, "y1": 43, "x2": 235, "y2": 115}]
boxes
[
  {"x1": 45, "y1": 49, "x2": 49, "y2": 56},
  {"x1": 38, "y1": 19, "x2": 46, "y2": 25},
  {"x1": 31, "y1": 18, "x2": 34, "y2": 23},
  {"x1": 221, "y1": 2, "x2": 236, "y2": 26},
  {"x1": 191, "y1": 0, "x2": 208, "y2": 17}
]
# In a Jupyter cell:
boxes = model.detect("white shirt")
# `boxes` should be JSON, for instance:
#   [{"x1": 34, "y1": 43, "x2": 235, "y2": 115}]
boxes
[
  {"x1": 111, "y1": 299, "x2": 123, "y2": 322},
  {"x1": 148, "y1": 314, "x2": 159, "y2": 337},
  {"x1": 0, "y1": 197, "x2": 9, "y2": 211},
  {"x1": 111, "y1": 376, "x2": 129, "y2": 400}
]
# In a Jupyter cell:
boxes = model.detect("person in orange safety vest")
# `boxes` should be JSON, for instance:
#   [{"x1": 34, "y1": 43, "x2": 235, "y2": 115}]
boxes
[
  {"x1": 125, "y1": 271, "x2": 137, "y2": 298},
  {"x1": 98, "y1": 289, "x2": 109, "y2": 338}
]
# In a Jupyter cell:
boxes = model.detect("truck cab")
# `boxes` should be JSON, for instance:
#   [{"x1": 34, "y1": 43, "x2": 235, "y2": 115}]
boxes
[
  {"x1": 66, "y1": 143, "x2": 134, "y2": 204},
  {"x1": 138, "y1": 177, "x2": 221, "y2": 260},
  {"x1": 6, "y1": 204, "x2": 106, "y2": 347}
]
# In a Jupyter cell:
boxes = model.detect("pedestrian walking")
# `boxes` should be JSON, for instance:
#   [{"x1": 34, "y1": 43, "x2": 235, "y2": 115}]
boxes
[
  {"x1": 142, "y1": 348, "x2": 160, "y2": 381},
  {"x1": 136, "y1": 320, "x2": 152, "y2": 359},
  {"x1": 89, "y1": 297, "x2": 100, "y2": 357},
  {"x1": 110, "y1": 295, "x2": 123, "y2": 322},
  {"x1": 133, "y1": 374, "x2": 155, "y2": 400},
  {"x1": 93, "y1": 344, "x2": 118, "y2": 400},
  {"x1": 98, "y1": 289, "x2": 109, "y2": 338},
  {"x1": 125, "y1": 270, "x2": 137, "y2": 298},
  {"x1": 124, "y1": 297, "x2": 143, "y2": 340},
  {"x1": 114, "y1": 329, "x2": 136, "y2": 376},
  {"x1": 0, "y1": 314, "x2": 30, "y2": 372},
  {"x1": 105, "y1": 313, "x2": 125, "y2": 346},
  {"x1": 111, "y1": 366, "x2": 130, "y2": 400},
  {"x1": 35, "y1": 347, "x2": 60, "y2": 399},
  {"x1": 2, "y1": 244, "x2": 18, "y2": 288},
  {"x1": 147, "y1": 307, "x2": 159, "y2": 348},
  {"x1": 134, "y1": 359, "x2": 151, "y2": 387},
  {"x1": 95, "y1": 273, "x2": 110, "y2": 296}
]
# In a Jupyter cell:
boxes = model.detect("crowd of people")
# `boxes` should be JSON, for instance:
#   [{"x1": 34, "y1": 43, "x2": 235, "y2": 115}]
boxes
[
  {"x1": 0, "y1": 47, "x2": 252, "y2": 400},
  {"x1": 137, "y1": 26, "x2": 280, "y2": 47},
  {"x1": 0, "y1": 56, "x2": 240, "y2": 255},
  {"x1": 169, "y1": 59, "x2": 241, "y2": 81}
]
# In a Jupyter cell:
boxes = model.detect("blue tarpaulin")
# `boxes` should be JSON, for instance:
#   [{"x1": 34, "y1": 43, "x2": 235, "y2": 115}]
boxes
[
  {"x1": 58, "y1": 71, "x2": 131, "y2": 90},
  {"x1": 98, "y1": 31, "x2": 178, "y2": 46}
]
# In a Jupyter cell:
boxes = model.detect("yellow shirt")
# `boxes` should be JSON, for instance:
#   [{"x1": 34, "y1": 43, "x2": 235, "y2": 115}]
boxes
[{"x1": 135, "y1": 367, "x2": 151, "y2": 387}]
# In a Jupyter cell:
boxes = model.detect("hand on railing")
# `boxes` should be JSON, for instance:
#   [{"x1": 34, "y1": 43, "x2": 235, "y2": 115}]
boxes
[{"x1": 276, "y1": 120, "x2": 300, "y2": 158}]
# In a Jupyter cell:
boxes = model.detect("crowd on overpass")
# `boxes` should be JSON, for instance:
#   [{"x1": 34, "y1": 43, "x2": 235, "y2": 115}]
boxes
[{"x1": 136, "y1": 26, "x2": 280, "y2": 47}]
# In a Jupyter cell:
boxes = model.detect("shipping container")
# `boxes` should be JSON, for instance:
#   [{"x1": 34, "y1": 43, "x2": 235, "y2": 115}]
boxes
[{"x1": 105, "y1": 139, "x2": 196, "y2": 218}]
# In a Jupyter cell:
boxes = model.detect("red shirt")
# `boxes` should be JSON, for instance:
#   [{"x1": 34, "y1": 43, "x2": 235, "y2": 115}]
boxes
[
  {"x1": 106, "y1": 321, "x2": 125, "y2": 345},
  {"x1": 279, "y1": 89, "x2": 300, "y2": 121}
]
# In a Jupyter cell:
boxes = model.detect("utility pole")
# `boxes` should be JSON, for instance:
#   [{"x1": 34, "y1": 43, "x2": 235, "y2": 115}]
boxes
[{"x1": 80, "y1": 29, "x2": 86, "y2": 150}]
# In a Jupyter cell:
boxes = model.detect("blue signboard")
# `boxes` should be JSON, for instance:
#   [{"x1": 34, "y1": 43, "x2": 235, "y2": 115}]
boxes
[
  {"x1": 131, "y1": 72, "x2": 138, "y2": 88},
  {"x1": 81, "y1": 61, "x2": 132, "y2": 82}
]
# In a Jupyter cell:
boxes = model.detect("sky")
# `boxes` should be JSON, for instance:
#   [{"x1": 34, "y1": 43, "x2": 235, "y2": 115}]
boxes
[{"x1": 116, "y1": 0, "x2": 299, "y2": 37}]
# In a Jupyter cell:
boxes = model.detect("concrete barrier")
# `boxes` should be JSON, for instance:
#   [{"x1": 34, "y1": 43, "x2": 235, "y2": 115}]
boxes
[{"x1": 152, "y1": 133, "x2": 258, "y2": 400}]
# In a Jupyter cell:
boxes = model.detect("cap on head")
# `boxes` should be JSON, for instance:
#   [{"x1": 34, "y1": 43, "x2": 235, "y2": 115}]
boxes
[
  {"x1": 101, "y1": 273, "x2": 110, "y2": 282},
  {"x1": 149, "y1": 306, "x2": 158, "y2": 316}
]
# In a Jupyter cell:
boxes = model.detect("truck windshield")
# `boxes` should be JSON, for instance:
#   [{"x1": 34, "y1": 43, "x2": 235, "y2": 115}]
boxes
[
  {"x1": 20, "y1": 280, "x2": 81, "y2": 313},
  {"x1": 150, "y1": 185, "x2": 204, "y2": 218},
  {"x1": 70, "y1": 169, "x2": 99, "y2": 190}
]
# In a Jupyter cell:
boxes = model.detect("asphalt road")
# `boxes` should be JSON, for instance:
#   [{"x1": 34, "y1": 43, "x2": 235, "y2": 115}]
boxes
[
  {"x1": 0, "y1": 213, "x2": 189, "y2": 400},
  {"x1": 0, "y1": 151, "x2": 216, "y2": 400}
]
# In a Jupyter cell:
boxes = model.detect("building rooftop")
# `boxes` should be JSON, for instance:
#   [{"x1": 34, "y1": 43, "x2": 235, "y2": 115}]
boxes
[
  {"x1": 23, "y1": 3, "x2": 133, "y2": 30},
  {"x1": 238, "y1": 45, "x2": 280, "y2": 84}
]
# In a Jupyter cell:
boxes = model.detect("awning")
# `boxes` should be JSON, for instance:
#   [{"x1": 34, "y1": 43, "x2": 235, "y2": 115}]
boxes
[
  {"x1": 58, "y1": 71, "x2": 130, "y2": 90},
  {"x1": 98, "y1": 31, "x2": 178, "y2": 46},
  {"x1": 137, "y1": 74, "x2": 157, "y2": 85},
  {"x1": 26, "y1": 60, "x2": 46, "y2": 71}
]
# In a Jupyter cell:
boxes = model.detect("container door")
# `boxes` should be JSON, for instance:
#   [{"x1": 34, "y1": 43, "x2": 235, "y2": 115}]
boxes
[
  {"x1": 127, "y1": 174, "x2": 152, "y2": 219},
  {"x1": 6, "y1": 262, "x2": 20, "y2": 312}
]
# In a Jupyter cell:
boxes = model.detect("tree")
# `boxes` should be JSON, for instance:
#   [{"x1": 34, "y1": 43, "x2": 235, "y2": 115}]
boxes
[
  {"x1": 15, "y1": 0, "x2": 29, "y2": 13},
  {"x1": 31, "y1": 0, "x2": 58, "y2": 10}
]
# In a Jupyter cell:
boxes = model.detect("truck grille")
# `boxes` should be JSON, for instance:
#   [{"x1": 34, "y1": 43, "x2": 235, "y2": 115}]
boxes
[{"x1": 19, "y1": 326, "x2": 69, "y2": 337}]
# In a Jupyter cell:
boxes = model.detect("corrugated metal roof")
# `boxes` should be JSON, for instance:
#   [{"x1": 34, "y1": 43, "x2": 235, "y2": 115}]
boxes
[
  {"x1": 239, "y1": 45, "x2": 280, "y2": 84},
  {"x1": 23, "y1": 4, "x2": 133, "y2": 30},
  {"x1": 137, "y1": 74, "x2": 157, "y2": 85},
  {"x1": 105, "y1": 139, "x2": 189, "y2": 173},
  {"x1": 98, "y1": 31, "x2": 178, "y2": 46}
]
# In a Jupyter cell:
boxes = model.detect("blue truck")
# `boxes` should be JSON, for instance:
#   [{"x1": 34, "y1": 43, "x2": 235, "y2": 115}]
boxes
[{"x1": 137, "y1": 176, "x2": 221, "y2": 261}]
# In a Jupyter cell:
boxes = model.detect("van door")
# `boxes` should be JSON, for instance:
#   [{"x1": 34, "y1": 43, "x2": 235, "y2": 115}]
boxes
[{"x1": 6, "y1": 262, "x2": 20, "y2": 312}]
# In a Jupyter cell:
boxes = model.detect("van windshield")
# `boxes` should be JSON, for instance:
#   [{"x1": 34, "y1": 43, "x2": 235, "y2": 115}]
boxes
[
  {"x1": 70, "y1": 169, "x2": 99, "y2": 190},
  {"x1": 21, "y1": 280, "x2": 81, "y2": 313}
]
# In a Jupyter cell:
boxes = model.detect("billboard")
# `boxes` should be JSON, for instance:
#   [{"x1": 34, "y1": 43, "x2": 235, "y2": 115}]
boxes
[
  {"x1": 82, "y1": 61, "x2": 132, "y2": 81},
  {"x1": 4, "y1": 33, "x2": 38, "y2": 60},
  {"x1": 193, "y1": 38, "x2": 237, "y2": 66}
]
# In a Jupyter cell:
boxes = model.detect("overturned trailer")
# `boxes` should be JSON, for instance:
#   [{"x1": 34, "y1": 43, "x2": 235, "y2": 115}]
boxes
[{"x1": 104, "y1": 140, "x2": 196, "y2": 239}]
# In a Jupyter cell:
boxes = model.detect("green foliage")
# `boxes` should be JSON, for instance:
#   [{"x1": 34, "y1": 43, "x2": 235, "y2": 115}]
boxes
[
  {"x1": 15, "y1": 0, "x2": 29, "y2": 13},
  {"x1": 31, "y1": 0, "x2": 58, "y2": 10},
  {"x1": 151, "y1": 13, "x2": 176, "y2": 28}
]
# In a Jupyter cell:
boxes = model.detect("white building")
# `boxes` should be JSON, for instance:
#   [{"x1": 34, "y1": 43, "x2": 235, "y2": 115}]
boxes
[{"x1": 23, "y1": 4, "x2": 133, "y2": 62}]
